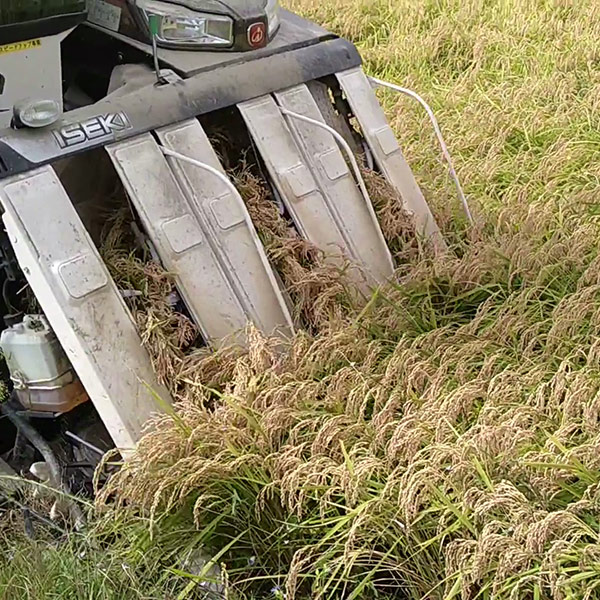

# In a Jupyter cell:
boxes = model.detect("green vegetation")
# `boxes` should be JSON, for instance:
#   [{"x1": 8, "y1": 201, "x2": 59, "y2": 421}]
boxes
[
  {"x1": 0, "y1": 506, "x2": 230, "y2": 599},
  {"x1": 288, "y1": 0, "x2": 600, "y2": 219}
]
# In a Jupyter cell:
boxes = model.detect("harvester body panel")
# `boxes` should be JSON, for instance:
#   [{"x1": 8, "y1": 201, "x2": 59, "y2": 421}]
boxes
[{"x1": 0, "y1": 6, "x2": 444, "y2": 453}]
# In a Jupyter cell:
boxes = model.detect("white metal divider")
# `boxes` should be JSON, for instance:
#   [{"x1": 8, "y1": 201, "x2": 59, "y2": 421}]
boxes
[{"x1": 0, "y1": 166, "x2": 171, "y2": 453}]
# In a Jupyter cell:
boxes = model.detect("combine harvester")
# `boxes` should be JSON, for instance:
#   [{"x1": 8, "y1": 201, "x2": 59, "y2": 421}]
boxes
[{"x1": 0, "y1": 0, "x2": 463, "y2": 487}]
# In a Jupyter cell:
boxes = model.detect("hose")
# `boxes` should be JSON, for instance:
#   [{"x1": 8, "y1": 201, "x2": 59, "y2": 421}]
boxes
[
  {"x1": 0, "y1": 398, "x2": 85, "y2": 527},
  {"x1": 2, "y1": 279, "x2": 15, "y2": 314},
  {"x1": 369, "y1": 77, "x2": 474, "y2": 225}
]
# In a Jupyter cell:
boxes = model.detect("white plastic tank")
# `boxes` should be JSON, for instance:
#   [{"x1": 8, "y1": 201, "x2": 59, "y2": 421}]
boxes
[{"x1": 0, "y1": 315, "x2": 87, "y2": 413}]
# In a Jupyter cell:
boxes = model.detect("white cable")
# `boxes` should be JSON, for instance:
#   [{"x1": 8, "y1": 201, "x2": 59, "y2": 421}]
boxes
[
  {"x1": 159, "y1": 146, "x2": 242, "y2": 200},
  {"x1": 279, "y1": 107, "x2": 393, "y2": 267},
  {"x1": 278, "y1": 108, "x2": 374, "y2": 211},
  {"x1": 369, "y1": 77, "x2": 473, "y2": 225},
  {"x1": 64, "y1": 431, "x2": 104, "y2": 456},
  {"x1": 157, "y1": 145, "x2": 295, "y2": 332}
]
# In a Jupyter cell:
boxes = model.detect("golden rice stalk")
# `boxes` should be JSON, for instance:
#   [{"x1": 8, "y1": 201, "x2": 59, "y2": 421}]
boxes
[{"x1": 99, "y1": 165, "x2": 600, "y2": 599}]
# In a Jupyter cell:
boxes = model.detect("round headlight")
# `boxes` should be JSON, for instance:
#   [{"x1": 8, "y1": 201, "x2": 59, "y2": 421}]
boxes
[{"x1": 14, "y1": 99, "x2": 61, "y2": 129}]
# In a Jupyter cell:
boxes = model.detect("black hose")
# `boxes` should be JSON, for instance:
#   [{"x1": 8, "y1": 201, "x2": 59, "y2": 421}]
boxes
[
  {"x1": 0, "y1": 398, "x2": 85, "y2": 526},
  {"x1": 2, "y1": 279, "x2": 14, "y2": 314},
  {"x1": 0, "y1": 490, "x2": 66, "y2": 535},
  {"x1": 1, "y1": 400, "x2": 62, "y2": 483}
]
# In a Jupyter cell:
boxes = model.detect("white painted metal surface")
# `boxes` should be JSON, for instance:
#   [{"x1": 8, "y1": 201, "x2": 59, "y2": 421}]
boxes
[
  {"x1": 156, "y1": 119, "x2": 294, "y2": 337},
  {"x1": 370, "y1": 77, "x2": 473, "y2": 225},
  {"x1": 274, "y1": 85, "x2": 394, "y2": 285},
  {"x1": 239, "y1": 96, "x2": 352, "y2": 267},
  {"x1": 0, "y1": 167, "x2": 170, "y2": 453},
  {"x1": 108, "y1": 130, "x2": 292, "y2": 344},
  {"x1": 336, "y1": 68, "x2": 446, "y2": 251},
  {"x1": 0, "y1": 31, "x2": 72, "y2": 129},
  {"x1": 108, "y1": 135, "x2": 245, "y2": 343}
]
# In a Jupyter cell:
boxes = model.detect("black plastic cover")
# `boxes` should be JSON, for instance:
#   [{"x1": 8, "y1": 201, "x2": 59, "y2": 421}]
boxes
[{"x1": 0, "y1": 0, "x2": 86, "y2": 45}]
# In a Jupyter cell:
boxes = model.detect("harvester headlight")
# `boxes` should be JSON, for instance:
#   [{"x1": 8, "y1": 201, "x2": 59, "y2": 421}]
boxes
[
  {"x1": 137, "y1": 0, "x2": 234, "y2": 48},
  {"x1": 13, "y1": 99, "x2": 61, "y2": 129},
  {"x1": 266, "y1": 0, "x2": 281, "y2": 37}
]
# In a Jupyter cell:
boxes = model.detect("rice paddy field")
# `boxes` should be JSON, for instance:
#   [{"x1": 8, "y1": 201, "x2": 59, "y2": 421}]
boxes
[{"x1": 4, "y1": 0, "x2": 600, "y2": 598}]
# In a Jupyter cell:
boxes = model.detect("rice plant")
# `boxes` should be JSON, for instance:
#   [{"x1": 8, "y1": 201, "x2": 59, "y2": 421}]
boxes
[{"x1": 101, "y1": 191, "x2": 600, "y2": 599}]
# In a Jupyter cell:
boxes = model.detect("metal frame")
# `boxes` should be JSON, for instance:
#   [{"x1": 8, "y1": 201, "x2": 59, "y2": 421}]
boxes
[
  {"x1": 107, "y1": 121, "x2": 294, "y2": 345},
  {"x1": 0, "y1": 167, "x2": 171, "y2": 453},
  {"x1": 337, "y1": 68, "x2": 447, "y2": 252}
]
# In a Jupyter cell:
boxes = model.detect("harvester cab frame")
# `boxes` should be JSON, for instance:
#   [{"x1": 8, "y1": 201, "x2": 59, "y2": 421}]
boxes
[{"x1": 0, "y1": 0, "x2": 455, "y2": 496}]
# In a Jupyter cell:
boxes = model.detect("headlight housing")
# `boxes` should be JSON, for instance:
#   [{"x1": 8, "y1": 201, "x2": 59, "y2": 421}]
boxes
[{"x1": 137, "y1": 0, "x2": 234, "y2": 48}]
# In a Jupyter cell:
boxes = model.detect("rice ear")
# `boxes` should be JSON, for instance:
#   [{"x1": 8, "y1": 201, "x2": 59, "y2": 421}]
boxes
[{"x1": 98, "y1": 169, "x2": 600, "y2": 599}]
